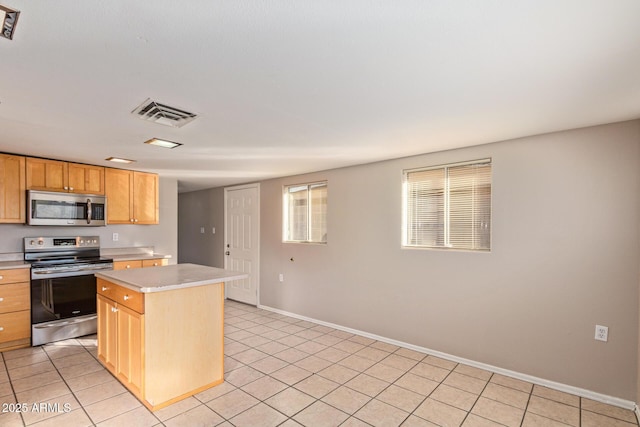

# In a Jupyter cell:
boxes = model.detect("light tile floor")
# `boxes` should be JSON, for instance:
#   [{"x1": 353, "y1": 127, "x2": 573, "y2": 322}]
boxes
[{"x1": 0, "y1": 300, "x2": 638, "y2": 426}]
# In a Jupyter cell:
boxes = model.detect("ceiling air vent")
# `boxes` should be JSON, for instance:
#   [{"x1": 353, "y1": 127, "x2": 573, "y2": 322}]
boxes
[{"x1": 132, "y1": 98, "x2": 197, "y2": 128}]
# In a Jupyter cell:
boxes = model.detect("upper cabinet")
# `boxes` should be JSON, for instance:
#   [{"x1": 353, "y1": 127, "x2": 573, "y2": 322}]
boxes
[
  {"x1": 105, "y1": 168, "x2": 158, "y2": 225},
  {"x1": 0, "y1": 154, "x2": 26, "y2": 223},
  {"x1": 68, "y1": 163, "x2": 105, "y2": 195},
  {"x1": 26, "y1": 158, "x2": 105, "y2": 195}
]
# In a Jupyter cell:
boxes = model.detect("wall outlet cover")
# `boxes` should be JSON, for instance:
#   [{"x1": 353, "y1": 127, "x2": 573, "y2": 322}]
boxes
[{"x1": 595, "y1": 325, "x2": 608, "y2": 342}]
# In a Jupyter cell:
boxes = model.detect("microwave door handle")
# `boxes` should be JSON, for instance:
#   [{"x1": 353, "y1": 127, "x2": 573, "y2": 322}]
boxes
[{"x1": 86, "y1": 199, "x2": 92, "y2": 224}]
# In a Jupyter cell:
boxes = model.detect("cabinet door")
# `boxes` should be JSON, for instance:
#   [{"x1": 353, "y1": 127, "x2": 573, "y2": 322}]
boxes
[
  {"x1": 133, "y1": 172, "x2": 159, "y2": 224},
  {"x1": 0, "y1": 154, "x2": 25, "y2": 223},
  {"x1": 116, "y1": 304, "x2": 144, "y2": 397},
  {"x1": 0, "y1": 282, "x2": 30, "y2": 314},
  {"x1": 105, "y1": 168, "x2": 133, "y2": 224},
  {"x1": 0, "y1": 311, "x2": 30, "y2": 343},
  {"x1": 97, "y1": 295, "x2": 118, "y2": 373},
  {"x1": 26, "y1": 158, "x2": 68, "y2": 192},
  {"x1": 68, "y1": 163, "x2": 105, "y2": 195}
]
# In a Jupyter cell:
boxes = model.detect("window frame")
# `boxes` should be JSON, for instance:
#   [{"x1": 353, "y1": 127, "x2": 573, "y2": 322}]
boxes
[
  {"x1": 282, "y1": 180, "x2": 328, "y2": 244},
  {"x1": 402, "y1": 158, "x2": 492, "y2": 252}
]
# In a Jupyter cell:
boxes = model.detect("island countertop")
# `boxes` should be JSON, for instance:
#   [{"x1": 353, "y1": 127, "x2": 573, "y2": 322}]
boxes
[{"x1": 95, "y1": 263, "x2": 248, "y2": 293}]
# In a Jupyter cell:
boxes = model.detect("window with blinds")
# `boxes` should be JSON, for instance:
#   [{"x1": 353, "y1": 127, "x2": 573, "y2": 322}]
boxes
[
  {"x1": 284, "y1": 181, "x2": 327, "y2": 243},
  {"x1": 403, "y1": 159, "x2": 491, "y2": 251}
]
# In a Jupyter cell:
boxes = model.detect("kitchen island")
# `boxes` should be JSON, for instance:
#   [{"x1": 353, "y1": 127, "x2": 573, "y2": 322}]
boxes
[{"x1": 95, "y1": 263, "x2": 247, "y2": 411}]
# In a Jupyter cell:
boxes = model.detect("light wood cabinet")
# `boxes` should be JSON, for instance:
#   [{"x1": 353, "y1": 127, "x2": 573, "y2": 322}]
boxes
[
  {"x1": 105, "y1": 168, "x2": 158, "y2": 224},
  {"x1": 113, "y1": 258, "x2": 167, "y2": 271},
  {"x1": 97, "y1": 287, "x2": 144, "y2": 398},
  {"x1": 67, "y1": 163, "x2": 105, "y2": 195},
  {"x1": 97, "y1": 294, "x2": 118, "y2": 372},
  {"x1": 0, "y1": 268, "x2": 31, "y2": 352},
  {"x1": 142, "y1": 259, "x2": 168, "y2": 268},
  {"x1": 0, "y1": 154, "x2": 26, "y2": 223},
  {"x1": 26, "y1": 158, "x2": 104, "y2": 195},
  {"x1": 96, "y1": 276, "x2": 224, "y2": 411},
  {"x1": 116, "y1": 304, "x2": 144, "y2": 396},
  {"x1": 113, "y1": 260, "x2": 143, "y2": 271}
]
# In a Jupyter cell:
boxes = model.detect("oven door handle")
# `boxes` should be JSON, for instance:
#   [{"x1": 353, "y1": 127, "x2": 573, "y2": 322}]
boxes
[
  {"x1": 33, "y1": 315, "x2": 97, "y2": 329},
  {"x1": 87, "y1": 199, "x2": 92, "y2": 224},
  {"x1": 32, "y1": 264, "x2": 113, "y2": 275}
]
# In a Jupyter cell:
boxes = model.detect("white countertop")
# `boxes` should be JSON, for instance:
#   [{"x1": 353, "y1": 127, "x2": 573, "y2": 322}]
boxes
[{"x1": 95, "y1": 263, "x2": 248, "y2": 293}]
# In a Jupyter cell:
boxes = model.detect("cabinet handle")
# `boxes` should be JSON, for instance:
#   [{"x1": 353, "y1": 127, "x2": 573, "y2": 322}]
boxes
[
  {"x1": 0, "y1": 275, "x2": 3, "y2": 280},
  {"x1": 69, "y1": 187, "x2": 74, "y2": 191},
  {"x1": 111, "y1": 307, "x2": 118, "y2": 313},
  {"x1": 130, "y1": 219, "x2": 135, "y2": 223},
  {"x1": 123, "y1": 295, "x2": 130, "y2": 301},
  {"x1": 134, "y1": 219, "x2": 139, "y2": 223},
  {"x1": 0, "y1": 327, "x2": 4, "y2": 331},
  {"x1": 0, "y1": 298, "x2": 3, "y2": 302},
  {"x1": 126, "y1": 265, "x2": 131, "y2": 269},
  {"x1": 153, "y1": 262, "x2": 158, "y2": 266},
  {"x1": 64, "y1": 186, "x2": 68, "y2": 190},
  {"x1": 101, "y1": 287, "x2": 108, "y2": 291}
]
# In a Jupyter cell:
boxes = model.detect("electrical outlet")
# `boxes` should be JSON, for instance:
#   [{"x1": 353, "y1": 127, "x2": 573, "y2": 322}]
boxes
[
  {"x1": 212, "y1": 227, "x2": 216, "y2": 234},
  {"x1": 200, "y1": 227, "x2": 205, "y2": 234},
  {"x1": 279, "y1": 273, "x2": 284, "y2": 282},
  {"x1": 112, "y1": 233, "x2": 118, "y2": 241},
  {"x1": 595, "y1": 325, "x2": 608, "y2": 342}
]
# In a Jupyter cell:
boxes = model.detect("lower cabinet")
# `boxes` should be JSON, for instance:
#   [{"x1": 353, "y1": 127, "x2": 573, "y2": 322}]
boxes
[
  {"x1": 97, "y1": 290, "x2": 144, "y2": 400},
  {"x1": 116, "y1": 304, "x2": 144, "y2": 396},
  {"x1": 96, "y1": 277, "x2": 224, "y2": 411},
  {"x1": 0, "y1": 268, "x2": 31, "y2": 352},
  {"x1": 113, "y1": 258, "x2": 168, "y2": 271}
]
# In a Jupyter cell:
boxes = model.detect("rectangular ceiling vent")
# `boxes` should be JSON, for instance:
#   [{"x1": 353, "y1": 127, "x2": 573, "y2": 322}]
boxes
[{"x1": 132, "y1": 98, "x2": 197, "y2": 128}]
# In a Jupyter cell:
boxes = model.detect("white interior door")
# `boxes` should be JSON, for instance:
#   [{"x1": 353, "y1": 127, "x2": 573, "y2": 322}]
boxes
[{"x1": 224, "y1": 184, "x2": 260, "y2": 305}]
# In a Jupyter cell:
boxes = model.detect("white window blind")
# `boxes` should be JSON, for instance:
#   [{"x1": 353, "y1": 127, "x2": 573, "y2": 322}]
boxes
[
  {"x1": 404, "y1": 160, "x2": 491, "y2": 251},
  {"x1": 284, "y1": 182, "x2": 327, "y2": 243}
]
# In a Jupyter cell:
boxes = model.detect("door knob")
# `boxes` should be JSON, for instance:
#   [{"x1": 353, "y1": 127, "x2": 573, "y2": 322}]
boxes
[{"x1": 225, "y1": 251, "x2": 230, "y2": 256}]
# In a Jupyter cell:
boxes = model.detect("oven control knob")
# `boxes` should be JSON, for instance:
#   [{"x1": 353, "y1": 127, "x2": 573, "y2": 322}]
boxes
[
  {"x1": 30, "y1": 240, "x2": 35, "y2": 246},
  {"x1": 38, "y1": 240, "x2": 44, "y2": 245}
]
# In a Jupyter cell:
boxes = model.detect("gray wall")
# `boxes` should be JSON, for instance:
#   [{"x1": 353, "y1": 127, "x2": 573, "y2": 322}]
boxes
[
  {"x1": 258, "y1": 120, "x2": 640, "y2": 401},
  {"x1": 178, "y1": 187, "x2": 225, "y2": 267},
  {"x1": 0, "y1": 176, "x2": 178, "y2": 261}
]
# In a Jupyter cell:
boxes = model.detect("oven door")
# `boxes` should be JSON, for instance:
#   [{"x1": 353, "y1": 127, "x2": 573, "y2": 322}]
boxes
[{"x1": 31, "y1": 274, "x2": 98, "y2": 346}]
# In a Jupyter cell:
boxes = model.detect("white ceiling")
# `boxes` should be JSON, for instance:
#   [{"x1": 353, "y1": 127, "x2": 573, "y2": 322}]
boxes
[{"x1": 1, "y1": 1, "x2": 639, "y2": 193}]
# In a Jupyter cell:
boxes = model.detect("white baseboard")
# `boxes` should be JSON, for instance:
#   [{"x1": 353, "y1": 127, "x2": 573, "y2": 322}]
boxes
[
  {"x1": 635, "y1": 404, "x2": 640, "y2": 424},
  {"x1": 258, "y1": 304, "x2": 637, "y2": 412}
]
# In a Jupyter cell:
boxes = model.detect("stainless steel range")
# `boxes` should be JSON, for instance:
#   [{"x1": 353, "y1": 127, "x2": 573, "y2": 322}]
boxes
[{"x1": 25, "y1": 236, "x2": 113, "y2": 346}]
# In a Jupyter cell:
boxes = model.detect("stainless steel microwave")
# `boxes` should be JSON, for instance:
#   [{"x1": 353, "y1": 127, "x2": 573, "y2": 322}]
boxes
[{"x1": 27, "y1": 190, "x2": 107, "y2": 226}]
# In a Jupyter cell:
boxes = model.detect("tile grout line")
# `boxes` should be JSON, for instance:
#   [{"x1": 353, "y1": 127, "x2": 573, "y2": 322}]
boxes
[
  {"x1": 35, "y1": 343, "x2": 97, "y2": 427},
  {"x1": 1, "y1": 350, "x2": 28, "y2": 426}
]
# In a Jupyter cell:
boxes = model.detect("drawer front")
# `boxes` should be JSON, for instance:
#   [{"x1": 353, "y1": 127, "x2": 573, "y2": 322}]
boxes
[
  {"x1": 113, "y1": 285, "x2": 144, "y2": 314},
  {"x1": 97, "y1": 279, "x2": 143, "y2": 314},
  {"x1": 142, "y1": 258, "x2": 167, "y2": 268},
  {"x1": 113, "y1": 260, "x2": 143, "y2": 270},
  {"x1": 97, "y1": 278, "x2": 117, "y2": 300},
  {"x1": 0, "y1": 269, "x2": 30, "y2": 285},
  {"x1": 0, "y1": 311, "x2": 30, "y2": 343},
  {"x1": 0, "y1": 282, "x2": 30, "y2": 314}
]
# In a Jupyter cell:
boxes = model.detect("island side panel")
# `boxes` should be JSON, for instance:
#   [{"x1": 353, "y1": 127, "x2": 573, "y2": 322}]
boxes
[{"x1": 143, "y1": 282, "x2": 224, "y2": 408}]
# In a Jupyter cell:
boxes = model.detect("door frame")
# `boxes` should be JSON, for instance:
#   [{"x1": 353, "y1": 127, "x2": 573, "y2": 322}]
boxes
[{"x1": 224, "y1": 183, "x2": 260, "y2": 305}]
